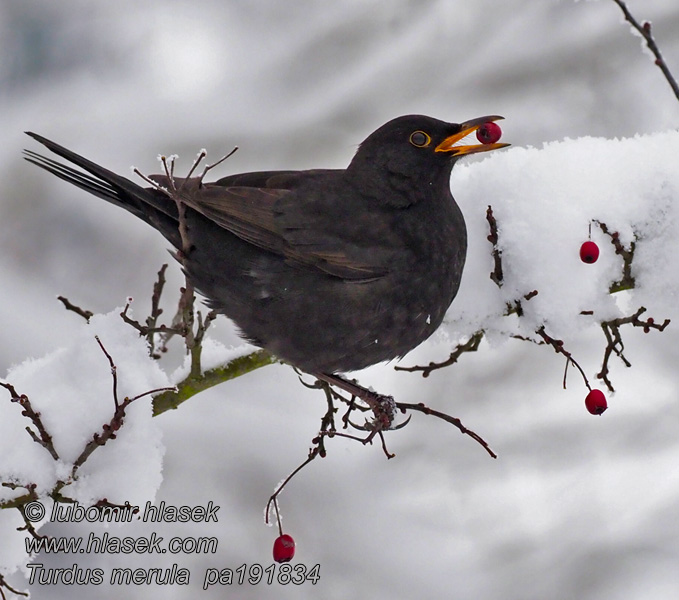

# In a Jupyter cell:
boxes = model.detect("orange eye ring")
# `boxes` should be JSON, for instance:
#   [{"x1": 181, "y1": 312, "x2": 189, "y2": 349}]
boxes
[{"x1": 409, "y1": 131, "x2": 431, "y2": 148}]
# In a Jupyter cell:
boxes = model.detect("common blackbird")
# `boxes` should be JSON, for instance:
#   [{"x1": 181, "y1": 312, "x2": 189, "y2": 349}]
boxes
[{"x1": 24, "y1": 115, "x2": 507, "y2": 407}]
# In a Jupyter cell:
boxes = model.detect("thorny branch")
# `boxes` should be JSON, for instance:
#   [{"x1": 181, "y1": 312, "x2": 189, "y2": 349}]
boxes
[
  {"x1": 486, "y1": 205, "x2": 503, "y2": 286},
  {"x1": 610, "y1": 0, "x2": 679, "y2": 102},
  {"x1": 265, "y1": 372, "x2": 497, "y2": 531},
  {"x1": 1, "y1": 339, "x2": 175, "y2": 597},
  {"x1": 57, "y1": 259, "x2": 249, "y2": 417},
  {"x1": 396, "y1": 208, "x2": 669, "y2": 406},
  {"x1": 0, "y1": 382, "x2": 59, "y2": 461},
  {"x1": 395, "y1": 206, "x2": 542, "y2": 379},
  {"x1": 596, "y1": 221, "x2": 635, "y2": 293},
  {"x1": 16, "y1": 500, "x2": 46, "y2": 541},
  {"x1": 61, "y1": 338, "x2": 174, "y2": 486},
  {"x1": 598, "y1": 307, "x2": 670, "y2": 391},
  {"x1": 396, "y1": 402, "x2": 497, "y2": 459},
  {"x1": 485, "y1": 207, "x2": 539, "y2": 316},
  {"x1": 394, "y1": 331, "x2": 484, "y2": 377},
  {"x1": 0, "y1": 338, "x2": 174, "y2": 518},
  {"x1": 504, "y1": 290, "x2": 539, "y2": 319},
  {"x1": 131, "y1": 153, "x2": 241, "y2": 408},
  {"x1": 535, "y1": 327, "x2": 592, "y2": 391},
  {"x1": 57, "y1": 295, "x2": 93, "y2": 322},
  {"x1": 0, "y1": 482, "x2": 37, "y2": 512},
  {"x1": 146, "y1": 264, "x2": 169, "y2": 358},
  {"x1": 0, "y1": 574, "x2": 28, "y2": 599}
]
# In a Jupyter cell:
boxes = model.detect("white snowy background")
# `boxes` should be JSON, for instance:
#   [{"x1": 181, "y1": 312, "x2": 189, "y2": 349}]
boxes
[{"x1": 1, "y1": 0, "x2": 679, "y2": 598}]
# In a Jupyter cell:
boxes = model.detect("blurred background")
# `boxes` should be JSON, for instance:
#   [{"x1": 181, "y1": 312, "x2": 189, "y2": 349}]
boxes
[{"x1": 1, "y1": 1, "x2": 678, "y2": 598}]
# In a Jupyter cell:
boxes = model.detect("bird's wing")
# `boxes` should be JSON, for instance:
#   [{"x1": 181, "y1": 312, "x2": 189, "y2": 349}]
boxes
[{"x1": 165, "y1": 179, "x2": 390, "y2": 281}]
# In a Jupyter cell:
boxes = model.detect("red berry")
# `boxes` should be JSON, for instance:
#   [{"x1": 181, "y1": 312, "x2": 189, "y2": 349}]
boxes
[
  {"x1": 585, "y1": 389, "x2": 607, "y2": 415},
  {"x1": 476, "y1": 122, "x2": 502, "y2": 144},
  {"x1": 579, "y1": 241, "x2": 600, "y2": 263},
  {"x1": 273, "y1": 534, "x2": 295, "y2": 563}
]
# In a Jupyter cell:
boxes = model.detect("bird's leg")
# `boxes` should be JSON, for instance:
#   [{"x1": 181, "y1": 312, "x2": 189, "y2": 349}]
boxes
[{"x1": 313, "y1": 372, "x2": 396, "y2": 432}]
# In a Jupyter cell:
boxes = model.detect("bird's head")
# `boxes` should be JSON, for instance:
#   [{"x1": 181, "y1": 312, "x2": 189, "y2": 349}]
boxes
[{"x1": 347, "y1": 114, "x2": 509, "y2": 204}]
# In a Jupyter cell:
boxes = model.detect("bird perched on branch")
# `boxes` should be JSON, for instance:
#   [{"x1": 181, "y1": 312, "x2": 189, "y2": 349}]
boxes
[{"x1": 24, "y1": 115, "x2": 507, "y2": 417}]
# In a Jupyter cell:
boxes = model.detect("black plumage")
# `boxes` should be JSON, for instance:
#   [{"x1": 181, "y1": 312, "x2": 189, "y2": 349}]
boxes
[{"x1": 24, "y1": 115, "x2": 507, "y2": 383}]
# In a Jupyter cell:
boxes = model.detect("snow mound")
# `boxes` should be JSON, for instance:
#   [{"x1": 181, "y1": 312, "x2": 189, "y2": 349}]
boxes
[{"x1": 446, "y1": 131, "x2": 679, "y2": 341}]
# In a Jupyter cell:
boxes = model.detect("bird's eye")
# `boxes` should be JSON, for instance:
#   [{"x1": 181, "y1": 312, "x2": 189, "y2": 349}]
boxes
[{"x1": 409, "y1": 131, "x2": 431, "y2": 148}]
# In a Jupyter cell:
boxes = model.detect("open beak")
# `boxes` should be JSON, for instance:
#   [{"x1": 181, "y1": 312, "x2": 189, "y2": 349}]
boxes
[{"x1": 435, "y1": 115, "x2": 510, "y2": 157}]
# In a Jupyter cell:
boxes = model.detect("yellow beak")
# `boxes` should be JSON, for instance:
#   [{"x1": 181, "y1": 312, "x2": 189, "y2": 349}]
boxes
[{"x1": 435, "y1": 115, "x2": 510, "y2": 156}]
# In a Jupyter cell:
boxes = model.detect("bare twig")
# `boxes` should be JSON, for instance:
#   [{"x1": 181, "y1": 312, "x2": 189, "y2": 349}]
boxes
[
  {"x1": 0, "y1": 382, "x2": 59, "y2": 460},
  {"x1": 486, "y1": 205, "x2": 503, "y2": 287},
  {"x1": 312, "y1": 374, "x2": 494, "y2": 458},
  {"x1": 190, "y1": 307, "x2": 218, "y2": 378},
  {"x1": 505, "y1": 290, "x2": 540, "y2": 318},
  {"x1": 120, "y1": 299, "x2": 184, "y2": 339},
  {"x1": 263, "y1": 366, "x2": 497, "y2": 525},
  {"x1": 133, "y1": 167, "x2": 167, "y2": 191},
  {"x1": 598, "y1": 306, "x2": 670, "y2": 391},
  {"x1": 0, "y1": 574, "x2": 28, "y2": 599},
  {"x1": 95, "y1": 335, "x2": 119, "y2": 408},
  {"x1": 146, "y1": 264, "x2": 168, "y2": 358},
  {"x1": 395, "y1": 331, "x2": 484, "y2": 377},
  {"x1": 610, "y1": 0, "x2": 679, "y2": 101},
  {"x1": 0, "y1": 483, "x2": 38, "y2": 511},
  {"x1": 265, "y1": 448, "x2": 319, "y2": 532},
  {"x1": 16, "y1": 502, "x2": 47, "y2": 541},
  {"x1": 535, "y1": 327, "x2": 591, "y2": 390},
  {"x1": 312, "y1": 379, "x2": 339, "y2": 458},
  {"x1": 377, "y1": 430, "x2": 394, "y2": 459},
  {"x1": 60, "y1": 338, "x2": 175, "y2": 489},
  {"x1": 119, "y1": 267, "x2": 215, "y2": 372},
  {"x1": 184, "y1": 149, "x2": 207, "y2": 181},
  {"x1": 485, "y1": 206, "x2": 539, "y2": 317},
  {"x1": 175, "y1": 284, "x2": 197, "y2": 367},
  {"x1": 596, "y1": 221, "x2": 635, "y2": 293},
  {"x1": 197, "y1": 147, "x2": 239, "y2": 185},
  {"x1": 396, "y1": 401, "x2": 497, "y2": 459},
  {"x1": 57, "y1": 296, "x2": 93, "y2": 321},
  {"x1": 93, "y1": 498, "x2": 141, "y2": 516}
]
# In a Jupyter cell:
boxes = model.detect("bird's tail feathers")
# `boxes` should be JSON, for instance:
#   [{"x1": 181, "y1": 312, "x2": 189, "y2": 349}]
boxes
[{"x1": 23, "y1": 132, "x2": 175, "y2": 223}]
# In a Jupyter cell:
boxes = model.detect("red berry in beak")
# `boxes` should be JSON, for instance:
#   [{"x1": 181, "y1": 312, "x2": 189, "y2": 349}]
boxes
[
  {"x1": 579, "y1": 241, "x2": 600, "y2": 263},
  {"x1": 273, "y1": 534, "x2": 295, "y2": 563},
  {"x1": 476, "y1": 122, "x2": 502, "y2": 144},
  {"x1": 585, "y1": 389, "x2": 607, "y2": 415}
]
